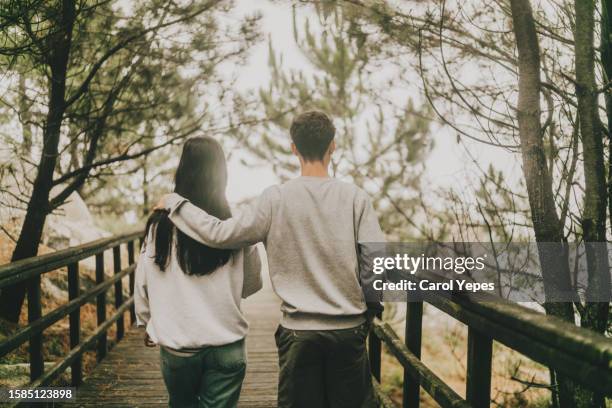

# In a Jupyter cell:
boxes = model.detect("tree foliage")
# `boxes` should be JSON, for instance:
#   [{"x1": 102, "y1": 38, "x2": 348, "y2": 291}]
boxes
[
  {"x1": 231, "y1": 3, "x2": 434, "y2": 239},
  {"x1": 0, "y1": 0, "x2": 260, "y2": 321}
]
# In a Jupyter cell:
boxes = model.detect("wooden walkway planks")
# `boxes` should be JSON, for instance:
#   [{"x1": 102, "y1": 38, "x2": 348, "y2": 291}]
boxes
[{"x1": 73, "y1": 287, "x2": 281, "y2": 407}]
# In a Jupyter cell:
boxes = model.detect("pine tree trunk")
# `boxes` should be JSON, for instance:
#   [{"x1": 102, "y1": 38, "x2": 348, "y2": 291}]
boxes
[
  {"x1": 508, "y1": 1, "x2": 588, "y2": 406},
  {"x1": 574, "y1": 10, "x2": 610, "y2": 404},
  {"x1": 508, "y1": 0, "x2": 574, "y2": 310},
  {"x1": 603, "y1": 0, "x2": 612, "y2": 236},
  {"x1": 574, "y1": 0, "x2": 610, "y2": 344},
  {"x1": 0, "y1": 0, "x2": 76, "y2": 323}
]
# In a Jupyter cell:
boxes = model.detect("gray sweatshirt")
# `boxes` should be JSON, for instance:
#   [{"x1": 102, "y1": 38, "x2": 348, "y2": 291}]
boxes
[
  {"x1": 165, "y1": 176, "x2": 385, "y2": 330},
  {"x1": 134, "y1": 232, "x2": 262, "y2": 349}
]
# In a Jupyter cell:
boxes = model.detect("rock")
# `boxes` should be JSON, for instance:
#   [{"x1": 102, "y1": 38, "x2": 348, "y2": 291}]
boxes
[{"x1": 45, "y1": 188, "x2": 110, "y2": 249}]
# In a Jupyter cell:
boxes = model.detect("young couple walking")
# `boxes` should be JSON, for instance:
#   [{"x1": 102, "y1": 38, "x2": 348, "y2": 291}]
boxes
[{"x1": 134, "y1": 111, "x2": 385, "y2": 408}]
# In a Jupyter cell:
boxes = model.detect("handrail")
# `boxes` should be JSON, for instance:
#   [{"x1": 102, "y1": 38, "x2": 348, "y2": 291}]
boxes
[
  {"x1": 0, "y1": 228, "x2": 142, "y2": 289},
  {"x1": 411, "y1": 270, "x2": 612, "y2": 366},
  {"x1": 369, "y1": 272, "x2": 612, "y2": 408},
  {"x1": 4, "y1": 299, "x2": 135, "y2": 408},
  {"x1": 425, "y1": 294, "x2": 612, "y2": 392},
  {"x1": 373, "y1": 319, "x2": 472, "y2": 408},
  {"x1": 0, "y1": 229, "x2": 143, "y2": 406},
  {"x1": 0, "y1": 265, "x2": 135, "y2": 356},
  {"x1": 32, "y1": 298, "x2": 134, "y2": 387},
  {"x1": 372, "y1": 376, "x2": 398, "y2": 408}
]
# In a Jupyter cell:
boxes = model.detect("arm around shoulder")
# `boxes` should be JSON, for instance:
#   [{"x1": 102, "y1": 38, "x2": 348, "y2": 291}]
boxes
[{"x1": 165, "y1": 188, "x2": 277, "y2": 249}]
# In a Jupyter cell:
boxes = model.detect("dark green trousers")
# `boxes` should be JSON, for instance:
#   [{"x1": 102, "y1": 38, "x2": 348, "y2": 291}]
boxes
[
  {"x1": 275, "y1": 323, "x2": 377, "y2": 408},
  {"x1": 159, "y1": 339, "x2": 246, "y2": 408}
]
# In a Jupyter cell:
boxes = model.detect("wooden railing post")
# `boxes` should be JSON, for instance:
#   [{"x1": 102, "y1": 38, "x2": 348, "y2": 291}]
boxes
[
  {"x1": 67, "y1": 262, "x2": 82, "y2": 386},
  {"x1": 27, "y1": 275, "x2": 43, "y2": 381},
  {"x1": 95, "y1": 252, "x2": 107, "y2": 361},
  {"x1": 403, "y1": 301, "x2": 423, "y2": 408},
  {"x1": 113, "y1": 245, "x2": 124, "y2": 340},
  {"x1": 0, "y1": 230, "x2": 143, "y2": 389},
  {"x1": 369, "y1": 311, "x2": 382, "y2": 382},
  {"x1": 127, "y1": 240, "x2": 136, "y2": 325},
  {"x1": 466, "y1": 327, "x2": 492, "y2": 408}
]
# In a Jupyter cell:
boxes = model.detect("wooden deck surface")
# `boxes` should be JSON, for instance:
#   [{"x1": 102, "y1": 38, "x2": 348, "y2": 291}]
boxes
[{"x1": 73, "y1": 287, "x2": 281, "y2": 407}]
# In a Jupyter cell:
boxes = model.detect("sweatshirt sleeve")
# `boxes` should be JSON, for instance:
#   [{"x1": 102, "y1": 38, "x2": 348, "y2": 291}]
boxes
[
  {"x1": 355, "y1": 190, "x2": 385, "y2": 316},
  {"x1": 134, "y1": 243, "x2": 150, "y2": 328},
  {"x1": 356, "y1": 191, "x2": 385, "y2": 244},
  {"x1": 242, "y1": 245, "x2": 263, "y2": 299},
  {"x1": 164, "y1": 188, "x2": 276, "y2": 250}
]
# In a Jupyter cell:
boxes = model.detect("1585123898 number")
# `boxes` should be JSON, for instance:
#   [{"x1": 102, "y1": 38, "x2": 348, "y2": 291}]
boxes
[{"x1": 0, "y1": 387, "x2": 76, "y2": 402}]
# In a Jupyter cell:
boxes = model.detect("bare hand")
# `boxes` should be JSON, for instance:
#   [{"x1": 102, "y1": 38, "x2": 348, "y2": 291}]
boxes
[
  {"x1": 144, "y1": 333, "x2": 156, "y2": 347},
  {"x1": 153, "y1": 194, "x2": 171, "y2": 211}
]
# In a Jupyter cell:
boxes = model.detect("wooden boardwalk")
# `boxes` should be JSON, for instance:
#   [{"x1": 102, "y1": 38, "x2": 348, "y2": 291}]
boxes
[{"x1": 74, "y1": 287, "x2": 281, "y2": 407}]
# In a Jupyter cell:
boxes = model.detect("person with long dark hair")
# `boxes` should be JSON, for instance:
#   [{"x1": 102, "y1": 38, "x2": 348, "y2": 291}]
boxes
[{"x1": 134, "y1": 137, "x2": 262, "y2": 408}]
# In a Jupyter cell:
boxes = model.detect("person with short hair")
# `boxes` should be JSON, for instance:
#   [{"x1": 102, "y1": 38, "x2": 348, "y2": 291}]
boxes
[{"x1": 156, "y1": 111, "x2": 383, "y2": 408}]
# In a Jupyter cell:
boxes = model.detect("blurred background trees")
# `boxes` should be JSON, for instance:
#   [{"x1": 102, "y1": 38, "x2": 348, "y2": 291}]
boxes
[{"x1": 230, "y1": 3, "x2": 434, "y2": 240}]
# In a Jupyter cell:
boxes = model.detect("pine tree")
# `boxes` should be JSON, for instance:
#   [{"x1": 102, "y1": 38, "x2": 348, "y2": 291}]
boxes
[{"x1": 232, "y1": 3, "x2": 433, "y2": 240}]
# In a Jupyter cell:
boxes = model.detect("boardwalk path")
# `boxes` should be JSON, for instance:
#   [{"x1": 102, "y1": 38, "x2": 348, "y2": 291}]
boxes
[{"x1": 74, "y1": 287, "x2": 281, "y2": 407}]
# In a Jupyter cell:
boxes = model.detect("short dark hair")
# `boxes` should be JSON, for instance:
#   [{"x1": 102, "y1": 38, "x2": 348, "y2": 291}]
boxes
[{"x1": 290, "y1": 111, "x2": 335, "y2": 161}]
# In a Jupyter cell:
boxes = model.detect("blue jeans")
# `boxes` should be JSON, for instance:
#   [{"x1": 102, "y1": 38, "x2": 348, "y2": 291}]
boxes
[{"x1": 159, "y1": 339, "x2": 246, "y2": 408}]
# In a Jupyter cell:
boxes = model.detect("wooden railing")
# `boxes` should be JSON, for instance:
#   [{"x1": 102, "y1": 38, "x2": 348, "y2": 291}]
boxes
[
  {"x1": 368, "y1": 271, "x2": 612, "y2": 408},
  {"x1": 0, "y1": 229, "x2": 142, "y2": 405},
  {"x1": 2, "y1": 230, "x2": 611, "y2": 408}
]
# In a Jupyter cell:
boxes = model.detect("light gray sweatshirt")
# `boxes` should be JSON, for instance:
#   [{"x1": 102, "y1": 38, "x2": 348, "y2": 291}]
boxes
[
  {"x1": 165, "y1": 176, "x2": 385, "y2": 330},
  {"x1": 134, "y1": 232, "x2": 262, "y2": 349}
]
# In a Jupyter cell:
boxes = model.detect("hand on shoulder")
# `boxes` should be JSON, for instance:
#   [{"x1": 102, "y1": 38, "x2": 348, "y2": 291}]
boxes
[{"x1": 153, "y1": 194, "x2": 173, "y2": 211}]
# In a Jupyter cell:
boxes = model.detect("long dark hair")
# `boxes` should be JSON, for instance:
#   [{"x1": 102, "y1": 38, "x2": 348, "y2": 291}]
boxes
[{"x1": 144, "y1": 137, "x2": 233, "y2": 276}]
